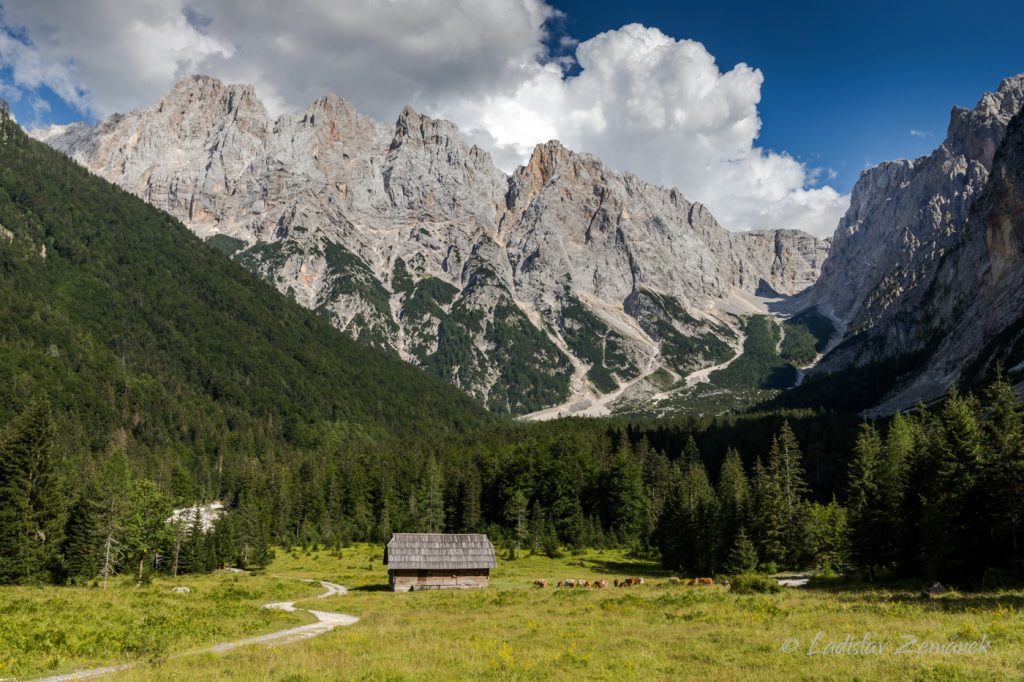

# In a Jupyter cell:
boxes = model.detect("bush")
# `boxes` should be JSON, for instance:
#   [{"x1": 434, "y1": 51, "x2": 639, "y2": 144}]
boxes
[
  {"x1": 728, "y1": 574, "x2": 781, "y2": 594},
  {"x1": 542, "y1": 535, "x2": 563, "y2": 559}
]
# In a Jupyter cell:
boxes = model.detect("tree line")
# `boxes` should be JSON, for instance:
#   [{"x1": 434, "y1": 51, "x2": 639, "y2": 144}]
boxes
[{"x1": 2, "y1": 374, "x2": 1022, "y2": 587}]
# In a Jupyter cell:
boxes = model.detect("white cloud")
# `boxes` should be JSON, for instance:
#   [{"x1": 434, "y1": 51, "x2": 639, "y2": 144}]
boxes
[
  {"x1": 0, "y1": 2, "x2": 847, "y2": 237},
  {"x1": 910, "y1": 129, "x2": 931, "y2": 137},
  {"x1": 437, "y1": 23, "x2": 848, "y2": 236}
]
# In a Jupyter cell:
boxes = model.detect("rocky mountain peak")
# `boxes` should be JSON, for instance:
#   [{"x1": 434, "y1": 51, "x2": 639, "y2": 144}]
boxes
[
  {"x1": 945, "y1": 74, "x2": 1024, "y2": 169},
  {"x1": 34, "y1": 75, "x2": 828, "y2": 417},
  {"x1": 802, "y1": 76, "x2": 1024, "y2": 410}
]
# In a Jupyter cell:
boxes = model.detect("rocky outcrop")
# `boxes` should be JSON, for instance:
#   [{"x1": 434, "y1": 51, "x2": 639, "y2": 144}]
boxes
[
  {"x1": 34, "y1": 75, "x2": 826, "y2": 415},
  {"x1": 799, "y1": 75, "x2": 1024, "y2": 410},
  {"x1": 871, "y1": 107, "x2": 1024, "y2": 410},
  {"x1": 806, "y1": 76, "x2": 1024, "y2": 369}
]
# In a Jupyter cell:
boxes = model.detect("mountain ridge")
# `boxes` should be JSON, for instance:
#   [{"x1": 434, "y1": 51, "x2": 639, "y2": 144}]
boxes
[
  {"x1": 34, "y1": 74, "x2": 828, "y2": 415},
  {"x1": 787, "y1": 74, "x2": 1024, "y2": 411}
]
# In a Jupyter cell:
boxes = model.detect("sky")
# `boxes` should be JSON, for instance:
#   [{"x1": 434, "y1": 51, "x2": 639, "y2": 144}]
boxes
[{"x1": 0, "y1": 0, "x2": 1021, "y2": 238}]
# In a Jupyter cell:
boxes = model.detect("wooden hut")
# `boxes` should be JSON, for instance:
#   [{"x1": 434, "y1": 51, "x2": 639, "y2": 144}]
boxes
[{"x1": 384, "y1": 533, "x2": 496, "y2": 591}]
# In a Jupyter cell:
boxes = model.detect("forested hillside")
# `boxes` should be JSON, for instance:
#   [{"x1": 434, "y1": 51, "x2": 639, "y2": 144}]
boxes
[
  {"x1": 1, "y1": 107, "x2": 1022, "y2": 591},
  {"x1": 0, "y1": 109, "x2": 489, "y2": 457}
]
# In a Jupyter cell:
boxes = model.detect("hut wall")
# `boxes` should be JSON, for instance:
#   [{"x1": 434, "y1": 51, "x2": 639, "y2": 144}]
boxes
[{"x1": 389, "y1": 569, "x2": 489, "y2": 591}]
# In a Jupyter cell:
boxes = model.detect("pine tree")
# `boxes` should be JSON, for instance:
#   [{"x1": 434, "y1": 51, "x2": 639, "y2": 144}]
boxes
[
  {"x1": 0, "y1": 400, "x2": 64, "y2": 583},
  {"x1": 421, "y1": 456, "x2": 445, "y2": 533},
  {"x1": 716, "y1": 448, "x2": 750, "y2": 566},
  {"x1": 765, "y1": 422, "x2": 810, "y2": 568},
  {"x1": 506, "y1": 489, "x2": 529, "y2": 559},
  {"x1": 603, "y1": 444, "x2": 651, "y2": 544},
  {"x1": 459, "y1": 467, "x2": 482, "y2": 532},
  {"x1": 658, "y1": 458, "x2": 719, "y2": 575},
  {"x1": 847, "y1": 422, "x2": 890, "y2": 579},
  {"x1": 62, "y1": 489, "x2": 104, "y2": 583},
  {"x1": 981, "y1": 371, "x2": 1024, "y2": 570},
  {"x1": 749, "y1": 456, "x2": 781, "y2": 567},
  {"x1": 723, "y1": 527, "x2": 759, "y2": 574},
  {"x1": 926, "y1": 392, "x2": 985, "y2": 580}
]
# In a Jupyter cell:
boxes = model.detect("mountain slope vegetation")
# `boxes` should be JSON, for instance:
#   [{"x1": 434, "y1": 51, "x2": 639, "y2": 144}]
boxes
[{"x1": 0, "y1": 109, "x2": 489, "y2": 464}]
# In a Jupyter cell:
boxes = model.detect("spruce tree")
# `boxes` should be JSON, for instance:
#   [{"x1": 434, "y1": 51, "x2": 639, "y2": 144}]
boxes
[
  {"x1": 927, "y1": 392, "x2": 985, "y2": 580},
  {"x1": 62, "y1": 490, "x2": 104, "y2": 583},
  {"x1": 847, "y1": 422, "x2": 889, "y2": 579},
  {"x1": 603, "y1": 444, "x2": 651, "y2": 543},
  {"x1": 773, "y1": 422, "x2": 810, "y2": 566},
  {"x1": 0, "y1": 400, "x2": 64, "y2": 583},
  {"x1": 716, "y1": 448, "x2": 750, "y2": 566},
  {"x1": 506, "y1": 489, "x2": 529, "y2": 558},
  {"x1": 723, "y1": 527, "x2": 759, "y2": 574},
  {"x1": 658, "y1": 458, "x2": 719, "y2": 575},
  {"x1": 981, "y1": 372, "x2": 1024, "y2": 571},
  {"x1": 421, "y1": 455, "x2": 445, "y2": 533}
]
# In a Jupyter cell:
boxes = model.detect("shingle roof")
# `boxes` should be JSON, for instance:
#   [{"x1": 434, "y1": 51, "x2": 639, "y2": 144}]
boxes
[{"x1": 384, "y1": 533, "x2": 497, "y2": 570}]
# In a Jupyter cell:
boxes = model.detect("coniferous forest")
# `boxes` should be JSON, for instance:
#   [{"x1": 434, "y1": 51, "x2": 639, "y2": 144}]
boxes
[{"x1": 1, "y1": 107, "x2": 1023, "y2": 591}]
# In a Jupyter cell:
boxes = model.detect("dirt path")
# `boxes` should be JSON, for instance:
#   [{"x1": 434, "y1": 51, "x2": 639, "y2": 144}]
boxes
[{"x1": 29, "y1": 579, "x2": 357, "y2": 682}]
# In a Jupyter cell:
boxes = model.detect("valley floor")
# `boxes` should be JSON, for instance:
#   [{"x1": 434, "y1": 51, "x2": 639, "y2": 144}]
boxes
[{"x1": 3, "y1": 547, "x2": 1023, "y2": 681}]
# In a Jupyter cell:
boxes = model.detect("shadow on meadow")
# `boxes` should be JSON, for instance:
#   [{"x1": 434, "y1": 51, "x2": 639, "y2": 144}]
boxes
[
  {"x1": 799, "y1": 575, "x2": 1024, "y2": 613},
  {"x1": 350, "y1": 584, "x2": 390, "y2": 592},
  {"x1": 562, "y1": 556, "x2": 670, "y2": 579}
]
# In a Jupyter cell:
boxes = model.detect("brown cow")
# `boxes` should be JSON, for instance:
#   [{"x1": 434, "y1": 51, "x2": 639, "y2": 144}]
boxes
[
  {"x1": 580, "y1": 579, "x2": 591, "y2": 588},
  {"x1": 533, "y1": 579, "x2": 548, "y2": 588},
  {"x1": 594, "y1": 580, "x2": 608, "y2": 589},
  {"x1": 613, "y1": 579, "x2": 621, "y2": 587}
]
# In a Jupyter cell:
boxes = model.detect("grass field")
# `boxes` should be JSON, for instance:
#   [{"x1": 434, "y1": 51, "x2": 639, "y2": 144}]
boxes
[{"x1": 3, "y1": 546, "x2": 1024, "y2": 680}]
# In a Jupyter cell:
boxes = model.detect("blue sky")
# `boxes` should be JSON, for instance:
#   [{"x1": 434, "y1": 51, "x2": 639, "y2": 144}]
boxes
[
  {"x1": 546, "y1": 0, "x2": 1024, "y2": 191},
  {"x1": 0, "y1": 0, "x2": 1020, "y2": 232}
]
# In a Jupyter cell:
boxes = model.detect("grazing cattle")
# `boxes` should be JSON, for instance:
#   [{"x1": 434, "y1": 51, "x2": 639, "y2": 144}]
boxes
[
  {"x1": 687, "y1": 577, "x2": 714, "y2": 586},
  {"x1": 533, "y1": 579, "x2": 548, "y2": 588},
  {"x1": 557, "y1": 580, "x2": 564, "y2": 588},
  {"x1": 580, "y1": 579, "x2": 591, "y2": 589},
  {"x1": 594, "y1": 580, "x2": 608, "y2": 589},
  {"x1": 564, "y1": 578, "x2": 576, "y2": 588},
  {"x1": 613, "y1": 579, "x2": 620, "y2": 588}
]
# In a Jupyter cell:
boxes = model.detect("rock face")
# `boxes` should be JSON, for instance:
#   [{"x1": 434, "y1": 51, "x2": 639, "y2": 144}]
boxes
[
  {"x1": 872, "y1": 107, "x2": 1024, "y2": 410},
  {"x1": 34, "y1": 75, "x2": 826, "y2": 415},
  {"x1": 803, "y1": 75, "x2": 1024, "y2": 409}
]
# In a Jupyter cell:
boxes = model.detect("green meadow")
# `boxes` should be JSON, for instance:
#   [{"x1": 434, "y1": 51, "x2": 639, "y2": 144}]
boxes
[{"x1": 3, "y1": 545, "x2": 1023, "y2": 681}]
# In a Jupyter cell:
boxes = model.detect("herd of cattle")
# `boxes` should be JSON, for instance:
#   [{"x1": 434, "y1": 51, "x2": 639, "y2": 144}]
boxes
[{"x1": 532, "y1": 576, "x2": 717, "y2": 588}]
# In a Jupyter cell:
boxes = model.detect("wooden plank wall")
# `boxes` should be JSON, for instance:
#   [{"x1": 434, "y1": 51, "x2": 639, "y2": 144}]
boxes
[{"x1": 389, "y1": 569, "x2": 489, "y2": 591}]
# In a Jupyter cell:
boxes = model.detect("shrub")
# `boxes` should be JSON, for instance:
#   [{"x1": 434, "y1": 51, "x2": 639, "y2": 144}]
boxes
[{"x1": 728, "y1": 574, "x2": 781, "y2": 594}]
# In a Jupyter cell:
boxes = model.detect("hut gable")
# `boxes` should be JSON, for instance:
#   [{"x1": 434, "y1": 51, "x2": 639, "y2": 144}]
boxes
[{"x1": 384, "y1": 533, "x2": 496, "y2": 570}]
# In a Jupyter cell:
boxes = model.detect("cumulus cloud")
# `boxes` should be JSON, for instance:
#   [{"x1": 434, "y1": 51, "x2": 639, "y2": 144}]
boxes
[
  {"x1": 0, "y1": 1, "x2": 847, "y2": 236},
  {"x1": 437, "y1": 24, "x2": 848, "y2": 236},
  {"x1": 0, "y1": 0, "x2": 232, "y2": 116}
]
